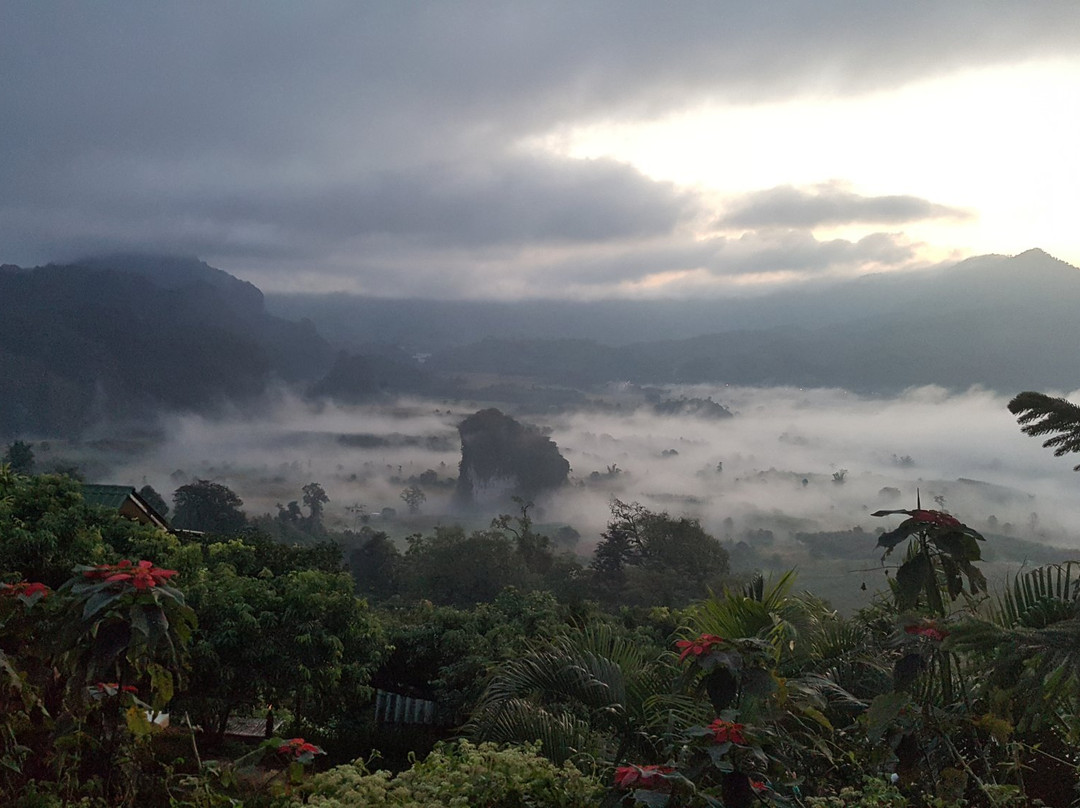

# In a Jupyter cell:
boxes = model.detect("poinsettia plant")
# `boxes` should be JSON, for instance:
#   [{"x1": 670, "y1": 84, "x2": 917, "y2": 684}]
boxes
[
  {"x1": 0, "y1": 581, "x2": 50, "y2": 605},
  {"x1": 872, "y1": 504, "x2": 986, "y2": 615},
  {"x1": 58, "y1": 560, "x2": 195, "y2": 711}
]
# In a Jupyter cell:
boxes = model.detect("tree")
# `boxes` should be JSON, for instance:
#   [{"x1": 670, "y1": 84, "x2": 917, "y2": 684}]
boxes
[
  {"x1": 178, "y1": 541, "x2": 379, "y2": 742},
  {"x1": 349, "y1": 530, "x2": 401, "y2": 601},
  {"x1": 400, "y1": 485, "x2": 426, "y2": 515},
  {"x1": 401, "y1": 526, "x2": 529, "y2": 607},
  {"x1": 137, "y1": 484, "x2": 169, "y2": 517},
  {"x1": 2, "y1": 441, "x2": 34, "y2": 475},
  {"x1": 591, "y1": 500, "x2": 731, "y2": 607},
  {"x1": 1008, "y1": 391, "x2": 1080, "y2": 469},
  {"x1": 302, "y1": 481, "x2": 329, "y2": 525},
  {"x1": 172, "y1": 479, "x2": 247, "y2": 534}
]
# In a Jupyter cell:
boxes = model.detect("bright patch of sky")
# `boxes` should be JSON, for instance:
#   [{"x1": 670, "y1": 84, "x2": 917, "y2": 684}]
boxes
[{"x1": 530, "y1": 59, "x2": 1080, "y2": 270}]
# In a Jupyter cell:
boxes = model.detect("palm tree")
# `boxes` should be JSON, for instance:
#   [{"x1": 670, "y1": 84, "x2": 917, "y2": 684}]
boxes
[{"x1": 465, "y1": 624, "x2": 675, "y2": 766}]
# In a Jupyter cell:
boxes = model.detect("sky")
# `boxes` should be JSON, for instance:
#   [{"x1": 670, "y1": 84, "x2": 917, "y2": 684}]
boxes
[{"x1": 4, "y1": 2, "x2": 1080, "y2": 299}]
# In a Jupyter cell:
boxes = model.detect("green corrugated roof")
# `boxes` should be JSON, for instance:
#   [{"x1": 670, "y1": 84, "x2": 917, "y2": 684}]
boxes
[{"x1": 81, "y1": 484, "x2": 136, "y2": 510}]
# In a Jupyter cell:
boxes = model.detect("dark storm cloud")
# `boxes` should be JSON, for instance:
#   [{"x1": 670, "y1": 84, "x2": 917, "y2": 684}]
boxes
[
  {"x1": 200, "y1": 156, "x2": 698, "y2": 248},
  {"x1": 717, "y1": 184, "x2": 974, "y2": 230},
  {"x1": 2, "y1": 2, "x2": 1079, "y2": 292}
]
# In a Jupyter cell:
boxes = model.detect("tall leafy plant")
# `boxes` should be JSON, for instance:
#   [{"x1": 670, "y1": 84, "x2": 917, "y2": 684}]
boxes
[{"x1": 872, "y1": 506, "x2": 987, "y2": 616}]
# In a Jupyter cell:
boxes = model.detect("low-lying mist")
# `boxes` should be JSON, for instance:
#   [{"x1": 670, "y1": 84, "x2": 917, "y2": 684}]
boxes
[{"x1": 75, "y1": 384, "x2": 1080, "y2": 559}]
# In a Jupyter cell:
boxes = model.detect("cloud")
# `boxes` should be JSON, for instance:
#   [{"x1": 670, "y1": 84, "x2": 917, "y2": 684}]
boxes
[
  {"x1": 492, "y1": 230, "x2": 926, "y2": 300},
  {"x1": 717, "y1": 183, "x2": 974, "y2": 230},
  {"x1": 2, "y1": 3, "x2": 1078, "y2": 292}
]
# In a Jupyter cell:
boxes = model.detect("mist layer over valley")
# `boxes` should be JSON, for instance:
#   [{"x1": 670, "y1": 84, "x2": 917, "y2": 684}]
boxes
[
  {"x1": 30, "y1": 382, "x2": 1080, "y2": 607},
  {"x1": 7, "y1": 251, "x2": 1080, "y2": 610}
]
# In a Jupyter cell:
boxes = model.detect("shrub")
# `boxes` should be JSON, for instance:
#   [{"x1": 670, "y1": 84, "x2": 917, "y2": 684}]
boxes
[{"x1": 296, "y1": 740, "x2": 604, "y2": 807}]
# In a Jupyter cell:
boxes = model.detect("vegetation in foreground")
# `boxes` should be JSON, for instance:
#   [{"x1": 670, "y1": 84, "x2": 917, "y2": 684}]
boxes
[{"x1": 4, "y1": 391, "x2": 1080, "y2": 806}]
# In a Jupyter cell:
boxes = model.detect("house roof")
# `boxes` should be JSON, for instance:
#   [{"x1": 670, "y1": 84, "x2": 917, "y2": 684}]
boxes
[
  {"x1": 82, "y1": 484, "x2": 171, "y2": 531},
  {"x1": 82, "y1": 484, "x2": 136, "y2": 510}
]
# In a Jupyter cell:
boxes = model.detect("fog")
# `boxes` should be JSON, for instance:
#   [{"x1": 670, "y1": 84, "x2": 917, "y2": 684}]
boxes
[
  {"x1": 548, "y1": 384, "x2": 1080, "y2": 543},
  {"x1": 71, "y1": 384, "x2": 1080, "y2": 558}
]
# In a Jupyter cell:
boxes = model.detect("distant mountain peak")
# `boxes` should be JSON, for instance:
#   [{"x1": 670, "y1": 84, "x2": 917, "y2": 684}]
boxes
[{"x1": 73, "y1": 252, "x2": 263, "y2": 300}]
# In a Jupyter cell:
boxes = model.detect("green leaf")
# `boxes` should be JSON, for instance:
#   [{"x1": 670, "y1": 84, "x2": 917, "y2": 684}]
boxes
[
  {"x1": 707, "y1": 742, "x2": 733, "y2": 767},
  {"x1": 931, "y1": 530, "x2": 983, "y2": 562},
  {"x1": 940, "y1": 556, "x2": 964, "y2": 600},
  {"x1": 877, "y1": 519, "x2": 922, "y2": 555},
  {"x1": 287, "y1": 760, "x2": 305, "y2": 785},
  {"x1": 129, "y1": 604, "x2": 150, "y2": 638},
  {"x1": 82, "y1": 589, "x2": 122, "y2": 621},
  {"x1": 147, "y1": 662, "x2": 174, "y2": 708},
  {"x1": 865, "y1": 691, "x2": 910, "y2": 741},
  {"x1": 959, "y1": 560, "x2": 988, "y2": 595},
  {"x1": 125, "y1": 705, "x2": 154, "y2": 738},
  {"x1": 800, "y1": 705, "x2": 834, "y2": 732},
  {"x1": 632, "y1": 788, "x2": 671, "y2": 807},
  {"x1": 895, "y1": 553, "x2": 932, "y2": 611}
]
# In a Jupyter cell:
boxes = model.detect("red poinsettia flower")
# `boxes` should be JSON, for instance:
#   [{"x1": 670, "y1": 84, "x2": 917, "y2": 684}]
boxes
[
  {"x1": 276, "y1": 737, "x2": 324, "y2": 759},
  {"x1": 910, "y1": 510, "x2": 961, "y2": 529},
  {"x1": 708, "y1": 718, "x2": 747, "y2": 745},
  {"x1": 614, "y1": 764, "x2": 675, "y2": 790},
  {"x1": 905, "y1": 620, "x2": 948, "y2": 641},
  {"x1": 675, "y1": 633, "x2": 725, "y2": 663},
  {"x1": 84, "y1": 560, "x2": 178, "y2": 590},
  {"x1": 1, "y1": 581, "x2": 50, "y2": 598}
]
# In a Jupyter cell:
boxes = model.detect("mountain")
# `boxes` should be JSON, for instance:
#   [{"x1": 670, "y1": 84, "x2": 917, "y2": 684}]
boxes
[
  {"x1": 5, "y1": 248, "x2": 1078, "y2": 438},
  {"x1": 266, "y1": 249, "x2": 1080, "y2": 356},
  {"x1": 416, "y1": 249, "x2": 1080, "y2": 394},
  {"x1": 0, "y1": 254, "x2": 333, "y2": 437}
]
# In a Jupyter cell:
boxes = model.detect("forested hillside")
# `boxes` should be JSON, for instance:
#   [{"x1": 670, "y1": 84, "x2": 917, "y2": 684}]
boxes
[{"x1": 0, "y1": 255, "x2": 332, "y2": 436}]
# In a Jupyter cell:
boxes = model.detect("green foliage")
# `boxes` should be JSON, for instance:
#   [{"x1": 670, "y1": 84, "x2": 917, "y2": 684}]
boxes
[
  {"x1": 378, "y1": 588, "x2": 567, "y2": 723},
  {"x1": 349, "y1": 531, "x2": 402, "y2": 601},
  {"x1": 804, "y1": 777, "x2": 909, "y2": 808},
  {"x1": 0, "y1": 469, "x2": 181, "y2": 588},
  {"x1": 3, "y1": 441, "x2": 35, "y2": 474},
  {"x1": 591, "y1": 500, "x2": 730, "y2": 608},
  {"x1": 0, "y1": 470, "x2": 106, "y2": 586},
  {"x1": 688, "y1": 571, "x2": 814, "y2": 662},
  {"x1": 401, "y1": 526, "x2": 530, "y2": 607},
  {"x1": 1008, "y1": 390, "x2": 1080, "y2": 470},
  {"x1": 180, "y1": 561, "x2": 384, "y2": 739},
  {"x1": 296, "y1": 740, "x2": 605, "y2": 807},
  {"x1": 172, "y1": 480, "x2": 247, "y2": 535},
  {"x1": 871, "y1": 509, "x2": 986, "y2": 615},
  {"x1": 59, "y1": 561, "x2": 195, "y2": 709},
  {"x1": 467, "y1": 623, "x2": 673, "y2": 766}
]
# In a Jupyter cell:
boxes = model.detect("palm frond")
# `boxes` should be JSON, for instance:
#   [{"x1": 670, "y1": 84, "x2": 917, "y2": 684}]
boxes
[
  {"x1": 467, "y1": 697, "x2": 599, "y2": 765},
  {"x1": 1008, "y1": 392, "x2": 1080, "y2": 470},
  {"x1": 988, "y1": 562, "x2": 1080, "y2": 628},
  {"x1": 466, "y1": 625, "x2": 671, "y2": 766}
]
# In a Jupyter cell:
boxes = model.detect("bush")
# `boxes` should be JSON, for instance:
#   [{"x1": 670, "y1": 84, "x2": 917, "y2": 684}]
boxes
[{"x1": 296, "y1": 740, "x2": 604, "y2": 807}]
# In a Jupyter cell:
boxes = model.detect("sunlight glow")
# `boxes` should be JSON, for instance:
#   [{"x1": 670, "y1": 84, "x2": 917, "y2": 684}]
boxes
[{"x1": 529, "y1": 59, "x2": 1080, "y2": 267}]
